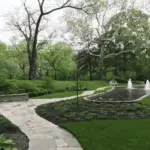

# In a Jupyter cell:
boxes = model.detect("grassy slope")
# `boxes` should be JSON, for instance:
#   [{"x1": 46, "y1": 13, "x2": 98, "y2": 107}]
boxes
[
  {"x1": 33, "y1": 91, "x2": 83, "y2": 99},
  {"x1": 63, "y1": 120, "x2": 150, "y2": 150}
]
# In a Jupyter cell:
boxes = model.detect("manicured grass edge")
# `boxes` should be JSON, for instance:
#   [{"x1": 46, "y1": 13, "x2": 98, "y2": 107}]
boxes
[{"x1": 60, "y1": 124, "x2": 84, "y2": 149}]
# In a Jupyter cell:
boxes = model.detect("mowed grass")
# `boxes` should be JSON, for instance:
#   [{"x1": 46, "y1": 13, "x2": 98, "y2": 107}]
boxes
[
  {"x1": 53, "y1": 80, "x2": 108, "y2": 90},
  {"x1": 63, "y1": 120, "x2": 150, "y2": 150},
  {"x1": 32, "y1": 91, "x2": 83, "y2": 99},
  {"x1": 94, "y1": 87, "x2": 112, "y2": 94},
  {"x1": 140, "y1": 96, "x2": 150, "y2": 104}
]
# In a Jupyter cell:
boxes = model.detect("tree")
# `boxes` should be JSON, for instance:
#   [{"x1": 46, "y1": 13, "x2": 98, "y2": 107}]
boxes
[
  {"x1": 40, "y1": 43, "x2": 76, "y2": 80},
  {"x1": 0, "y1": 42, "x2": 18, "y2": 79},
  {"x1": 9, "y1": 0, "x2": 95, "y2": 80},
  {"x1": 66, "y1": 0, "x2": 129, "y2": 79},
  {"x1": 78, "y1": 49, "x2": 97, "y2": 80},
  {"x1": 66, "y1": 0, "x2": 150, "y2": 80},
  {"x1": 10, "y1": 40, "x2": 29, "y2": 79},
  {"x1": 102, "y1": 9, "x2": 150, "y2": 79}
]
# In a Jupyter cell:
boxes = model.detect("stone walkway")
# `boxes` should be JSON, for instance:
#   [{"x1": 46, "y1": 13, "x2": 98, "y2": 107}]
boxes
[{"x1": 0, "y1": 90, "x2": 94, "y2": 150}]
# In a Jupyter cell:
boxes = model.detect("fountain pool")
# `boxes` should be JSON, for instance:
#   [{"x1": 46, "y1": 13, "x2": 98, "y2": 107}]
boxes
[{"x1": 85, "y1": 87, "x2": 150, "y2": 103}]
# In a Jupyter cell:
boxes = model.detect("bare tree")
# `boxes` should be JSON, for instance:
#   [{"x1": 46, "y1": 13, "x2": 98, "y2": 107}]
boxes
[{"x1": 9, "y1": 0, "x2": 95, "y2": 80}]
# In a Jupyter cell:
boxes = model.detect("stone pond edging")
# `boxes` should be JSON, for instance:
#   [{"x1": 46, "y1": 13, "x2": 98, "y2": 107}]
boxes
[{"x1": 0, "y1": 93, "x2": 29, "y2": 102}]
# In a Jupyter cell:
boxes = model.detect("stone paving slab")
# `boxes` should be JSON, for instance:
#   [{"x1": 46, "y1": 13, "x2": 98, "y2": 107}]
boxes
[{"x1": 0, "y1": 90, "x2": 94, "y2": 150}]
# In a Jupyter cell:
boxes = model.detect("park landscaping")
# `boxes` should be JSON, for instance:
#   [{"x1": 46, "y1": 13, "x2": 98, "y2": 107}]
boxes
[
  {"x1": 1, "y1": 0, "x2": 150, "y2": 150},
  {"x1": 36, "y1": 96, "x2": 150, "y2": 150}
]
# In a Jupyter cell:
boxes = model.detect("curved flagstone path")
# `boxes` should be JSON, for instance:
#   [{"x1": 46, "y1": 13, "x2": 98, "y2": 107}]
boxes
[{"x1": 0, "y1": 90, "x2": 94, "y2": 150}]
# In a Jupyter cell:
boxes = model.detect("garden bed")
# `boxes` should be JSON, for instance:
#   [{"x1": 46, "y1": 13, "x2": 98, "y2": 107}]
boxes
[
  {"x1": 36, "y1": 97, "x2": 150, "y2": 124},
  {"x1": 0, "y1": 115, "x2": 29, "y2": 150}
]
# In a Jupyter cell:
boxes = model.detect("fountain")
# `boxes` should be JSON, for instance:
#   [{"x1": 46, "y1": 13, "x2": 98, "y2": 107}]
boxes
[
  {"x1": 145, "y1": 80, "x2": 150, "y2": 90},
  {"x1": 127, "y1": 78, "x2": 133, "y2": 89}
]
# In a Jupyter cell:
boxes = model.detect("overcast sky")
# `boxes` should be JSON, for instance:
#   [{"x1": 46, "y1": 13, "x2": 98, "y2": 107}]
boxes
[
  {"x1": 0, "y1": 0, "x2": 22, "y2": 43},
  {"x1": 0, "y1": 0, "x2": 149, "y2": 44},
  {"x1": 0, "y1": 0, "x2": 64, "y2": 44}
]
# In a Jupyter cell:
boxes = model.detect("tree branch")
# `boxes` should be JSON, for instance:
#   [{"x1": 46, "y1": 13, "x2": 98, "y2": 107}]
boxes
[
  {"x1": 38, "y1": 0, "x2": 45, "y2": 13},
  {"x1": 88, "y1": 49, "x2": 133, "y2": 58},
  {"x1": 12, "y1": 19, "x2": 28, "y2": 41},
  {"x1": 23, "y1": 1, "x2": 32, "y2": 40},
  {"x1": 43, "y1": 3, "x2": 94, "y2": 15}
]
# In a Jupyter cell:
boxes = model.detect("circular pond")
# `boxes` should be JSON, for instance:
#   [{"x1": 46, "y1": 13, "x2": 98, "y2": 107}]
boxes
[{"x1": 86, "y1": 87, "x2": 150, "y2": 103}]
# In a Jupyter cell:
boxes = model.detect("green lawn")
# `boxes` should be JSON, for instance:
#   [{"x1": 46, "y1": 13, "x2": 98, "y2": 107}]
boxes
[
  {"x1": 48, "y1": 80, "x2": 108, "y2": 90},
  {"x1": 140, "y1": 96, "x2": 150, "y2": 104},
  {"x1": 33, "y1": 91, "x2": 83, "y2": 99},
  {"x1": 63, "y1": 120, "x2": 150, "y2": 150},
  {"x1": 94, "y1": 87, "x2": 112, "y2": 94}
]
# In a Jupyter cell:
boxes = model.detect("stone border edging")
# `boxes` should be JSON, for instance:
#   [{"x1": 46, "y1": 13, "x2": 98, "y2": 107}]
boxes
[{"x1": 0, "y1": 93, "x2": 29, "y2": 102}]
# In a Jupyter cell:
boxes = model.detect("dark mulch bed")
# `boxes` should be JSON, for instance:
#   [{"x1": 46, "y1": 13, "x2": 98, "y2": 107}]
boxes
[
  {"x1": 36, "y1": 98, "x2": 150, "y2": 125},
  {"x1": 0, "y1": 115, "x2": 29, "y2": 150}
]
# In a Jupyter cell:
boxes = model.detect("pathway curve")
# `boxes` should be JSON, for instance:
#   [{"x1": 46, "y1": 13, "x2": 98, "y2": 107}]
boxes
[{"x1": 0, "y1": 90, "x2": 94, "y2": 150}]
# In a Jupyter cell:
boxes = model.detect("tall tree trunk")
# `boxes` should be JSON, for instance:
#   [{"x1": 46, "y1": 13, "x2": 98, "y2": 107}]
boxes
[
  {"x1": 98, "y1": 45, "x2": 104, "y2": 80},
  {"x1": 28, "y1": 15, "x2": 42, "y2": 80},
  {"x1": 54, "y1": 69, "x2": 57, "y2": 80},
  {"x1": 29, "y1": 58, "x2": 37, "y2": 80},
  {"x1": 89, "y1": 54, "x2": 93, "y2": 81},
  {"x1": 114, "y1": 51, "x2": 117, "y2": 76}
]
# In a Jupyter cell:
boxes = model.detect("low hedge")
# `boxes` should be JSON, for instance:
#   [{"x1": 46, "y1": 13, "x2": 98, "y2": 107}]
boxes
[{"x1": 0, "y1": 79, "x2": 86, "y2": 98}]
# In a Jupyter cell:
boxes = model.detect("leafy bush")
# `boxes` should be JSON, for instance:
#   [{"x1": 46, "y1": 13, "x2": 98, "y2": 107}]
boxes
[
  {"x1": 28, "y1": 89, "x2": 53, "y2": 97},
  {"x1": 125, "y1": 71, "x2": 136, "y2": 79},
  {"x1": 0, "y1": 135, "x2": 17, "y2": 150},
  {"x1": 115, "y1": 77, "x2": 127, "y2": 83},
  {"x1": 78, "y1": 81, "x2": 88, "y2": 91},
  {"x1": 42, "y1": 77, "x2": 55, "y2": 90},
  {"x1": 106, "y1": 72, "x2": 115, "y2": 81}
]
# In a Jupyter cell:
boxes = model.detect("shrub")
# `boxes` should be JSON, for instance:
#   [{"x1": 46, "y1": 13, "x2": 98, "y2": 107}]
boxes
[
  {"x1": 115, "y1": 77, "x2": 127, "y2": 83},
  {"x1": 125, "y1": 71, "x2": 136, "y2": 79},
  {"x1": 0, "y1": 135, "x2": 17, "y2": 150},
  {"x1": 18, "y1": 81, "x2": 37, "y2": 93},
  {"x1": 0, "y1": 79, "x2": 19, "y2": 94},
  {"x1": 28, "y1": 89, "x2": 53, "y2": 97},
  {"x1": 106, "y1": 72, "x2": 115, "y2": 81},
  {"x1": 43, "y1": 77, "x2": 55, "y2": 90},
  {"x1": 78, "y1": 81, "x2": 88, "y2": 91}
]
